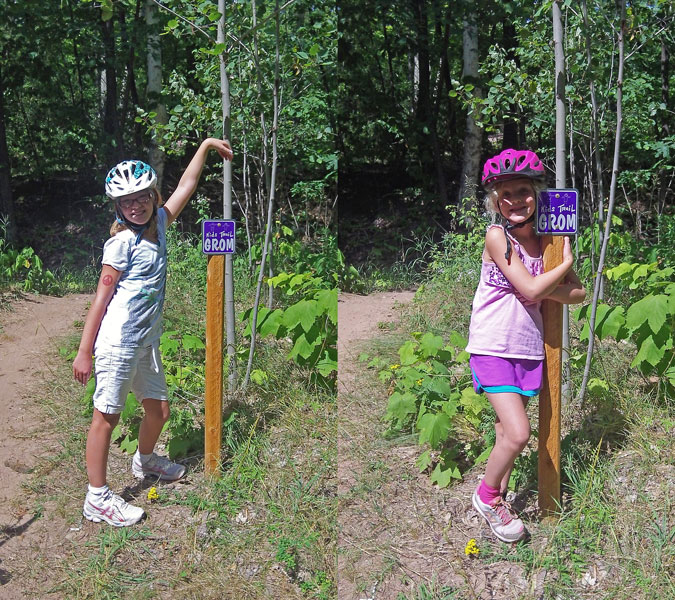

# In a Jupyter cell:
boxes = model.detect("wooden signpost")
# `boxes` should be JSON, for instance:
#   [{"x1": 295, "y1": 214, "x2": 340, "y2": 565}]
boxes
[
  {"x1": 203, "y1": 220, "x2": 236, "y2": 476},
  {"x1": 537, "y1": 190, "x2": 578, "y2": 516}
]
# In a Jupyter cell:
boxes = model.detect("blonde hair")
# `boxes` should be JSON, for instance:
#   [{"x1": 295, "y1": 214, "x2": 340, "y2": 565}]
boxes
[
  {"x1": 483, "y1": 178, "x2": 546, "y2": 223},
  {"x1": 110, "y1": 188, "x2": 163, "y2": 237}
]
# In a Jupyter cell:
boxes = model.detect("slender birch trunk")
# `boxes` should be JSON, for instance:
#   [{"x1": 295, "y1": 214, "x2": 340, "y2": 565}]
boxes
[
  {"x1": 578, "y1": 1, "x2": 626, "y2": 403},
  {"x1": 218, "y1": 0, "x2": 236, "y2": 391},
  {"x1": 243, "y1": 0, "x2": 280, "y2": 389}
]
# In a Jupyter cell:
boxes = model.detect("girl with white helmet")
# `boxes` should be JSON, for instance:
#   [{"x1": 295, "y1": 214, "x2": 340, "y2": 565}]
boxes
[
  {"x1": 466, "y1": 148, "x2": 585, "y2": 542},
  {"x1": 73, "y1": 138, "x2": 233, "y2": 527}
]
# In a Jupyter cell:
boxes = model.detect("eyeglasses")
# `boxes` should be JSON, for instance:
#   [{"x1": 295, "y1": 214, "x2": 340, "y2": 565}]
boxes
[{"x1": 118, "y1": 193, "x2": 152, "y2": 209}]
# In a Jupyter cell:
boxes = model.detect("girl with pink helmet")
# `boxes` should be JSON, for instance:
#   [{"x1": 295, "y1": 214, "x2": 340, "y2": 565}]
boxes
[
  {"x1": 466, "y1": 148, "x2": 585, "y2": 542},
  {"x1": 73, "y1": 138, "x2": 233, "y2": 527}
]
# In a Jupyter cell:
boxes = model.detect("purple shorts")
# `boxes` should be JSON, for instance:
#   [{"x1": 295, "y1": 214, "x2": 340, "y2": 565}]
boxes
[{"x1": 469, "y1": 354, "x2": 543, "y2": 397}]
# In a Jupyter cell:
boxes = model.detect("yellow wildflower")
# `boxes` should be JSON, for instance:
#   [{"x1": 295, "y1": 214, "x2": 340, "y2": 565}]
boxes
[
  {"x1": 464, "y1": 538, "x2": 480, "y2": 556},
  {"x1": 390, "y1": 364, "x2": 400, "y2": 371},
  {"x1": 416, "y1": 379, "x2": 423, "y2": 385},
  {"x1": 147, "y1": 486, "x2": 159, "y2": 502}
]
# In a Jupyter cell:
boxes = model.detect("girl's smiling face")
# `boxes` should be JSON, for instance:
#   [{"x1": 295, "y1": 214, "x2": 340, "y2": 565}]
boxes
[
  {"x1": 117, "y1": 190, "x2": 155, "y2": 225},
  {"x1": 496, "y1": 178, "x2": 536, "y2": 224}
]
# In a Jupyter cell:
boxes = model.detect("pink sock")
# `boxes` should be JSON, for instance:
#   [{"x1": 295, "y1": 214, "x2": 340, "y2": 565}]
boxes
[{"x1": 478, "y1": 480, "x2": 501, "y2": 505}]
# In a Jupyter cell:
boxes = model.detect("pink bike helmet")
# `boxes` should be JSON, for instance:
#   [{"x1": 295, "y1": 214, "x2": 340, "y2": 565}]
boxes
[{"x1": 482, "y1": 149, "x2": 546, "y2": 187}]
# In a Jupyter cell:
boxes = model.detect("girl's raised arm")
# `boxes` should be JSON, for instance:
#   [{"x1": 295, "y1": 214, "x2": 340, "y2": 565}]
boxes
[
  {"x1": 73, "y1": 264, "x2": 122, "y2": 385},
  {"x1": 163, "y1": 138, "x2": 233, "y2": 226},
  {"x1": 485, "y1": 230, "x2": 574, "y2": 302}
]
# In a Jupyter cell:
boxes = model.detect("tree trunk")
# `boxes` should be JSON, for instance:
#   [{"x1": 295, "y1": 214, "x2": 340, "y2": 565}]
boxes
[
  {"x1": 552, "y1": 2, "x2": 571, "y2": 405},
  {"x1": 218, "y1": 0, "x2": 236, "y2": 392},
  {"x1": 146, "y1": 0, "x2": 167, "y2": 187},
  {"x1": 244, "y1": 0, "x2": 281, "y2": 390},
  {"x1": 0, "y1": 63, "x2": 15, "y2": 245},
  {"x1": 582, "y1": 0, "x2": 606, "y2": 300},
  {"x1": 101, "y1": 15, "x2": 123, "y2": 162},
  {"x1": 578, "y1": 0, "x2": 626, "y2": 403},
  {"x1": 502, "y1": 22, "x2": 519, "y2": 148},
  {"x1": 458, "y1": 11, "x2": 481, "y2": 205},
  {"x1": 658, "y1": 30, "x2": 670, "y2": 214}
]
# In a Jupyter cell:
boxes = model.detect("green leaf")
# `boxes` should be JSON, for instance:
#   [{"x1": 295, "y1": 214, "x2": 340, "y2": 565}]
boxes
[
  {"x1": 430, "y1": 461, "x2": 460, "y2": 487},
  {"x1": 121, "y1": 393, "x2": 139, "y2": 421},
  {"x1": 315, "y1": 288, "x2": 338, "y2": 325},
  {"x1": 416, "y1": 449, "x2": 432, "y2": 472},
  {"x1": 449, "y1": 331, "x2": 468, "y2": 349},
  {"x1": 428, "y1": 376, "x2": 452, "y2": 397},
  {"x1": 181, "y1": 334, "x2": 205, "y2": 350},
  {"x1": 596, "y1": 305, "x2": 626, "y2": 340},
  {"x1": 288, "y1": 332, "x2": 317, "y2": 361},
  {"x1": 251, "y1": 369, "x2": 268, "y2": 384},
  {"x1": 626, "y1": 294, "x2": 668, "y2": 335},
  {"x1": 282, "y1": 300, "x2": 318, "y2": 332},
  {"x1": 587, "y1": 378, "x2": 609, "y2": 396},
  {"x1": 473, "y1": 444, "x2": 493, "y2": 465},
  {"x1": 120, "y1": 434, "x2": 138, "y2": 454},
  {"x1": 419, "y1": 332, "x2": 444, "y2": 358},
  {"x1": 399, "y1": 340, "x2": 418, "y2": 366},
  {"x1": 386, "y1": 391, "x2": 417, "y2": 424},
  {"x1": 630, "y1": 334, "x2": 666, "y2": 368},
  {"x1": 316, "y1": 353, "x2": 337, "y2": 377},
  {"x1": 259, "y1": 309, "x2": 284, "y2": 338},
  {"x1": 417, "y1": 412, "x2": 451, "y2": 448}
]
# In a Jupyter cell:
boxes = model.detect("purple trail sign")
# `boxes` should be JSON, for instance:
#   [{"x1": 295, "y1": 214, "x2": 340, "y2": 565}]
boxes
[
  {"x1": 536, "y1": 188, "x2": 578, "y2": 235},
  {"x1": 202, "y1": 220, "x2": 236, "y2": 254}
]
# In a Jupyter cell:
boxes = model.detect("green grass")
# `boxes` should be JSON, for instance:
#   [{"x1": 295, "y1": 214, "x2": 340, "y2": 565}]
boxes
[
  {"x1": 359, "y1": 237, "x2": 675, "y2": 600},
  {"x1": 8, "y1": 226, "x2": 336, "y2": 599}
]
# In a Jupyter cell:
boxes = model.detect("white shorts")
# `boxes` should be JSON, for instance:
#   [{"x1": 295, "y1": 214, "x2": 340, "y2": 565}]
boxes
[{"x1": 92, "y1": 340, "x2": 168, "y2": 414}]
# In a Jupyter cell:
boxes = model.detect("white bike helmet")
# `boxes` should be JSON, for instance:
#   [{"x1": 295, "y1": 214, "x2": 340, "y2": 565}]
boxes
[{"x1": 105, "y1": 160, "x2": 157, "y2": 199}]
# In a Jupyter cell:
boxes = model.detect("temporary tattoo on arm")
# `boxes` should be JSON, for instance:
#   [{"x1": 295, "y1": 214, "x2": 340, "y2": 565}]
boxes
[{"x1": 102, "y1": 274, "x2": 113, "y2": 286}]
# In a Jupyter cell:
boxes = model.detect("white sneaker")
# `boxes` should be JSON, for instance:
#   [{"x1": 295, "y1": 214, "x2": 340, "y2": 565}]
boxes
[
  {"x1": 132, "y1": 452, "x2": 186, "y2": 481},
  {"x1": 472, "y1": 486, "x2": 526, "y2": 542},
  {"x1": 83, "y1": 489, "x2": 145, "y2": 527}
]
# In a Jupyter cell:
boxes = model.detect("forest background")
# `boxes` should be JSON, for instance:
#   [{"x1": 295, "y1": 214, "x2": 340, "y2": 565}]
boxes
[
  {"x1": 0, "y1": 0, "x2": 338, "y2": 598},
  {"x1": 338, "y1": 1, "x2": 674, "y2": 598},
  {"x1": 0, "y1": 0, "x2": 674, "y2": 598}
]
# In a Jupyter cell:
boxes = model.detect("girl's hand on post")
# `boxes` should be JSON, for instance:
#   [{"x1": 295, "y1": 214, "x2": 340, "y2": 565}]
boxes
[
  {"x1": 206, "y1": 138, "x2": 233, "y2": 161},
  {"x1": 562, "y1": 236, "x2": 574, "y2": 267}
]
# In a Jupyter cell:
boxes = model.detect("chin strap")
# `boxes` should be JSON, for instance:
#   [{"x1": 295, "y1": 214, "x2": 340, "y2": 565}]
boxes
[
  {"x1": 502, "y1": 214, "x2": 535, "y2": 261},
  {"x1": 115, "y1": 204, "x2": 157, "y2": 246}
]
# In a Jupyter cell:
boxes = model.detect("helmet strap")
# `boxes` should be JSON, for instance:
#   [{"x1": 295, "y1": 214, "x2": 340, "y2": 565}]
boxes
[
  {"x1": 115, "y1": 204, "x2": 157, "y2": 245},
  {"x1": 500, "y1": 210, "x2": 535, "y2": 262}
]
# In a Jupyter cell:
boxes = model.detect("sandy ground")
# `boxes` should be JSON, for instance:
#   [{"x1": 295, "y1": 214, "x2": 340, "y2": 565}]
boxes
[{"x1": 0, "y1": 293, "x2": 91, "y2": 594}]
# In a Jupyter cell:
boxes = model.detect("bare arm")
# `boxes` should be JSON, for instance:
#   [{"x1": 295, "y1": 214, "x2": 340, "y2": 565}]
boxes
[
  {"x1": 163, "y1": 138, "x2": 233, "y2": 226},
  {"x1": 485, "y1": 229, "x2": 574, "y2": 302},
  {"x1": 544, "y1": 269, "x2": 586, "y2": 304},
  {"x1": 72, "y1": 264, "x2": 122, "y2": 385}
]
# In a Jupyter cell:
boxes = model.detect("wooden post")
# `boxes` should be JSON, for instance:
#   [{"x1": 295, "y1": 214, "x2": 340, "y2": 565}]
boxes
[
  {"x1": 205, "y1": 254, "x2": 225, "y2": 476},
  {"x1": 539, "y1": 234, "x2": 563, "y2": 516}
]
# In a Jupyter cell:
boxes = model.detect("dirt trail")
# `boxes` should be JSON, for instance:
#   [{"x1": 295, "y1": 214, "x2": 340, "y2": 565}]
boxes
[
  {"x1": 337, "y1": 291, "x2": 544, "y2": 600},
  {"x1": 0, "y1": 293, "x2": 91, "y2": 592}
]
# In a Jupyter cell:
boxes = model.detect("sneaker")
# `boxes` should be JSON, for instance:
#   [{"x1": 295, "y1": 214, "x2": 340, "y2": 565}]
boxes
[
  {"x1": 83, "y1": 489, "x2": 145, "y2": 527},
  {"x1": 472, "y1": 486, "x2": 526, "y2": 543},
  {"x1": 132, "y1": 452, "x2": 186, "y2": 481}
]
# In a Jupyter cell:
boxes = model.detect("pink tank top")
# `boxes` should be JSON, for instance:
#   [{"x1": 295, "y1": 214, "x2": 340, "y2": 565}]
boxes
[{"x1": 465, "y1": 225, "x2": 545, "y2": 360}]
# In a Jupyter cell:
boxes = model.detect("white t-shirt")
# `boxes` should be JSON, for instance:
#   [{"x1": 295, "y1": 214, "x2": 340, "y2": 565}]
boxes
[{"x1": 96, "y1": 208, "x2": 168, "y2": 347}]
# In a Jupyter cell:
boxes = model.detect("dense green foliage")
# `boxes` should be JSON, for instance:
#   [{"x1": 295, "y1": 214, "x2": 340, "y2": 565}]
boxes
[{"x1": 340, "y1": 0, "x2": 674, "y2": 276}]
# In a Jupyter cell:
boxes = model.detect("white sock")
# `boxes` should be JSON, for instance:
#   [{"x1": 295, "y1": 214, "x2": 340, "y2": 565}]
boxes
[
  {"x1": 88, "y1": 484, "x2": 109, "y2": 496},
  {"x1": 136, "y1": 451, "x2": 154, "y2": 464}
]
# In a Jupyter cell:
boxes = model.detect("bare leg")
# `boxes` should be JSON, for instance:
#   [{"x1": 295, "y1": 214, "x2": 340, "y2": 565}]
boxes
[
  {"x1": 137, "y1": 398, "x2": 170, "y2": 455},
  {"x1": 494, "y1": 396, "x2": 529, "y2": 495},
  {"x1": 86, "y1": 409, "x2": 121, "y2": 487},
  {"x1": 482, "y1": 392, "x2": 531, "y2": 491}
]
